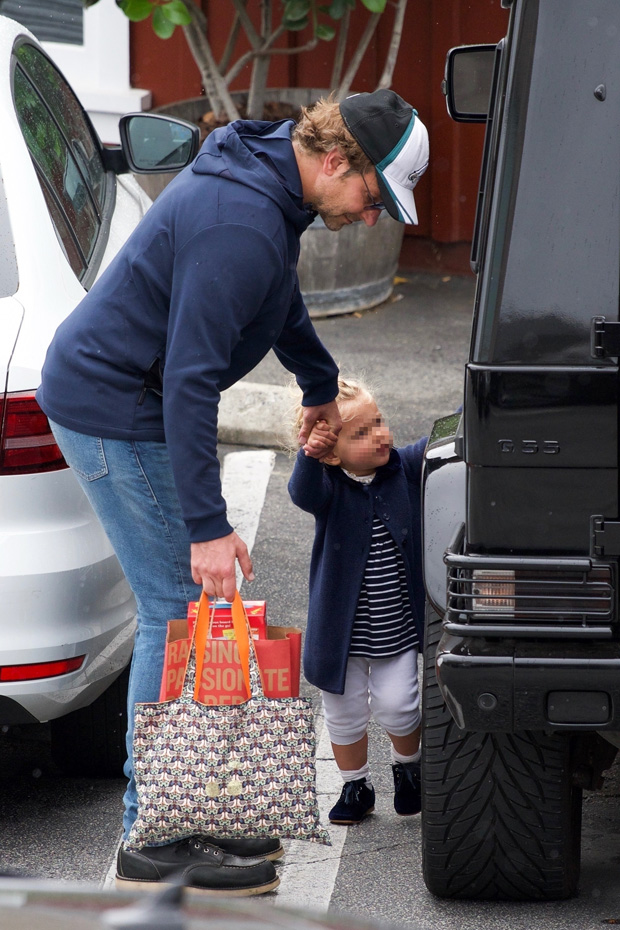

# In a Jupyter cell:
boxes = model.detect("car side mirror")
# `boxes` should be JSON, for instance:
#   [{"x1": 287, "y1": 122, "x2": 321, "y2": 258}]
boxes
[
  {"x1": 116, "y1": 113, "x2": 200, "y2": 173},
  {"x1": 442, "y1": 44, "x2": 497, "y2": 122}
]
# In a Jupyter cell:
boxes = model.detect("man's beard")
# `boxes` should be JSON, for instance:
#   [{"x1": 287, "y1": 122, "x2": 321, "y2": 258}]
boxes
[
  {"x1": 318, "y1": 211, "x2": 349, "y2": 232},
  {"x1": 311, "y1": 182, "x2": 352, "y2": 232}
]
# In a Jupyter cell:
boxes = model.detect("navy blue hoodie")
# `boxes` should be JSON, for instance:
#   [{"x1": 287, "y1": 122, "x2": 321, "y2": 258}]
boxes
[{"x1": 37, "y1": 119, "x2": 338, "y2": 543}]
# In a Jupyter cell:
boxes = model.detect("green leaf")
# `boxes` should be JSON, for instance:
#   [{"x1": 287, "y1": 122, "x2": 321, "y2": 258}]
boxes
[
  {"x1": 360, "y1": 0, "x2": 387, "y2": 12},
  {"x1": 161, "y1": 0, "x2": 192, "y2": 25},
  {"x1": 282, "y1": 15, "x2": 309, "y2": 30},
  {"x1": 315, "y1": 22, "x2": 336, "y2": 40},
  {"x1": 283, "y1": 0, "x2": 311, "y2": 22},
  {"x1": 118, "y1": 0, "x2": 153, "y2": 22},
  {"x1": 152, "y1": 5, "x2": 177, "y2": 37}
]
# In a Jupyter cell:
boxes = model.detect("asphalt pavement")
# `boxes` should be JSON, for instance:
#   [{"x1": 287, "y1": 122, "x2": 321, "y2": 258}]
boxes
[{"x1": 219, "y1": 270, "x2": 476, "y2": 451}]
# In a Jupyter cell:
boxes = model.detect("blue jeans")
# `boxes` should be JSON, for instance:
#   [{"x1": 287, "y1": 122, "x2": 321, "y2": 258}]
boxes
[{"x1": 49, "y1": 421, "x2": 201, "y2": 840}]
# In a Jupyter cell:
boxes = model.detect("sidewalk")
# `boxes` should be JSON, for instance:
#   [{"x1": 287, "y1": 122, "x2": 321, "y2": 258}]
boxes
[{"x1": 218, "y1": 271, "x2": 476, "y2": 449}]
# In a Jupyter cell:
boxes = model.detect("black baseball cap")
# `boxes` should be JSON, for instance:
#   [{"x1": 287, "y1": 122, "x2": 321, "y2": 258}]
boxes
[{"x1": 340, "y1": 89, "x2": 429, "y2": 224}]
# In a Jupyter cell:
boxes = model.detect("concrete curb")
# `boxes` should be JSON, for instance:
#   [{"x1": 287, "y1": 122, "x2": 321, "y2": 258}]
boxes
[{"x1": 218, "y1": 381, "x2": 294, "y2": 449}]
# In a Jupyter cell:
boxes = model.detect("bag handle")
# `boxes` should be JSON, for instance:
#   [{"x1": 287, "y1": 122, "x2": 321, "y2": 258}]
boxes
[{"x1": 193, "y1": 590, "x2": 253, "y2": 701}]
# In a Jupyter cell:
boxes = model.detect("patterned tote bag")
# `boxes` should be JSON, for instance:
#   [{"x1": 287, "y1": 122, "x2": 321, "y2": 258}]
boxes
[{"x1": 125, "y1": 591, "x2": 330, "y2": 849}]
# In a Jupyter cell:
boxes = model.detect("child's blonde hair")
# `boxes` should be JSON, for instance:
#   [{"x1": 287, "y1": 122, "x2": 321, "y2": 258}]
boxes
[{"x1": 291, "y1": 376, "x2": 374, "y2": 440}]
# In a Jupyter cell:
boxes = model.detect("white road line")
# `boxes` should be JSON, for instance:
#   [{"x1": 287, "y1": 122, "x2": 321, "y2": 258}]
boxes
[
  {"x1": 221, "y1": 450, "x2": 276, "y2": 591},
  {"x1": 103, "y1": 450, "x2": 345, "y2": 906},
  {"x1": 274, "y1": 710, "x2": 346, "y2": 911}
]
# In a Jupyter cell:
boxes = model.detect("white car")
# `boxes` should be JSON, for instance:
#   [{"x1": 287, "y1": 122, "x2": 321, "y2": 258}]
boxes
[{"x1": 0, "y1": 15, "x2": 198, "y2": 775}]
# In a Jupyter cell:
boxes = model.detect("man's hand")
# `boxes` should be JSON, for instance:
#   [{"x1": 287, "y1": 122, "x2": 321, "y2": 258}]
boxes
[
  {"x1": 298, "y1": 399, "x2": 342, "y2": 456},
  {"x1": 191, "y1": 532, "x2": 254, "y2": 603}
]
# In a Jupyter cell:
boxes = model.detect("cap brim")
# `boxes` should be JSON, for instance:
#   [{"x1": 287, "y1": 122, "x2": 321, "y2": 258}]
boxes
[{"x1": 376, "y1": 173, "x2": 419, "y2": 224}]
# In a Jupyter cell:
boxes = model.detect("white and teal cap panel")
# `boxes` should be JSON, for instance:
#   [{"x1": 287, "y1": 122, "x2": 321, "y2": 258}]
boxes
[
  {"x1": 340, "y1": 89, "x2": 429, "y2": 225},
  {"x1": 375, "y1": 111, "x2": 428, "y2": 224}
]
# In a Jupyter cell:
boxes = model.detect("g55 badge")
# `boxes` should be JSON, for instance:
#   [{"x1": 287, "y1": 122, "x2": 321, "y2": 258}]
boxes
[{"x1": 498, "y1": 439, "x2": 560, "y2": 454}]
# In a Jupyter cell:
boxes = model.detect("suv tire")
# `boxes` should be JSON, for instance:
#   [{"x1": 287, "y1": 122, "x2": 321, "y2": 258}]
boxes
[
  {"x1": 50, "y1": 665, "x2": 129, "y2": 778},
  {"x1": 421, "y1": 602, "x2": 582, "y2": 900}
]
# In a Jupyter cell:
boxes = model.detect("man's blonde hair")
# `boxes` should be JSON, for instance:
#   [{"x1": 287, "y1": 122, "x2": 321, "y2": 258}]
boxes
[{"x1": 292, "y1": 97, "x2": 372, "y2": 175}]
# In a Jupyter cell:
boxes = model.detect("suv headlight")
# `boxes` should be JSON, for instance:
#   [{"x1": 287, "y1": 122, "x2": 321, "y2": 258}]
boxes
[{"x1": 472, "y1": 569, "x2": 515, "y2": 612}]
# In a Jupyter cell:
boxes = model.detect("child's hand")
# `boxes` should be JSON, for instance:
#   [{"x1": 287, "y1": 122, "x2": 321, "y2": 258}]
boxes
[{"x1": 304, "y1": 419, "x2": 339, "y2": 460}]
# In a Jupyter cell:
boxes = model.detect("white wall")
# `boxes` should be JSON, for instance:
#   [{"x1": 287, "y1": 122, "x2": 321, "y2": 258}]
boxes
[{"x1": 41, "y1": 0, "x2": 151, "y2": 144}]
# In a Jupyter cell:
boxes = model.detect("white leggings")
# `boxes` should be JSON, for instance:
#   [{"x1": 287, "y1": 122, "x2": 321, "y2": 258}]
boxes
[{"x1": 322, "y1": 650, "x2": 421, "y2": 745}]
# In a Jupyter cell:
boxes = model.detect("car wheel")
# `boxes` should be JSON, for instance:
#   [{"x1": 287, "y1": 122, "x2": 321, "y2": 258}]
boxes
[
  {"x1": 421, "y1": 601, "x2": 582, "y2": 900},
  {"x1": 50, "y1": 665, "x2": 129, "y2": 778}
]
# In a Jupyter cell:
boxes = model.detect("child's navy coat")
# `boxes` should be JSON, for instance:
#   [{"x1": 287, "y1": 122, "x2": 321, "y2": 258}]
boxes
[{"x1": 288, "y1": 439, "x2": 427, "y2": 695}]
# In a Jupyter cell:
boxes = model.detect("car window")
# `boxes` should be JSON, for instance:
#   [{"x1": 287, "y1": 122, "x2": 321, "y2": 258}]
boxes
[
  {"x1": 35, "y1": 163, "x2": 88, "y2": 279},
  {"x1": 12, "y1": 42, "x2": 106, "y2": 279},
  {"x1": 15, "y1": 43, "x2": 105, "y2": 207}
]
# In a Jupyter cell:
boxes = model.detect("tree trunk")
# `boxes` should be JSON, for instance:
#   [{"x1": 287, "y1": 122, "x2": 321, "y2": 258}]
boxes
[
  {"x1": 377, "y1": 0, "x2": 408, "y2": 90},
  {"x1": 334, "y1": 12, "x2": 380, "y2": 100},
  {"x1": 182, "y1": 3, "x2": 240, "y2": 121},
  {"x1": 246, "y1": 0, "x2": 272, "y2": 118},
  {"x1": 247, "y1": 54, "x2": 271, "y2": 119},
  {"x1": 330, "y1": 8, "x2": 350, "y2": 90}
]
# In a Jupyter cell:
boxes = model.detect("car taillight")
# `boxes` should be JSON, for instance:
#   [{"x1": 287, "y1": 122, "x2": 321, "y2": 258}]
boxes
[
  {"x1": 0, "y1": 393, "x2": 68, "y2": 475},
  {"x1": 0, "y1": 655, "x2": 85, "y2": 682}
]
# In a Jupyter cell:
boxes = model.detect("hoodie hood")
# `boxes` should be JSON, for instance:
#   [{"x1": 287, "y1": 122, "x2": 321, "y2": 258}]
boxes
[{"x1": 192, "y1": 118, "x2": 312, "y2": 235}]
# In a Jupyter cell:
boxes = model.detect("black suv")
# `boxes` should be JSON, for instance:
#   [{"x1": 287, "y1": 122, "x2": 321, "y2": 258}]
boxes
[{"x1": 421, "y1": 0, "x2": 620, "y2": 902}]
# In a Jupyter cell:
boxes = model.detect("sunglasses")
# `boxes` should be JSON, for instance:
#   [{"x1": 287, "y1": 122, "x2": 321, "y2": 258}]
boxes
[{"x1": 360, "y1": 172, "x2": 386, "y2": 212}]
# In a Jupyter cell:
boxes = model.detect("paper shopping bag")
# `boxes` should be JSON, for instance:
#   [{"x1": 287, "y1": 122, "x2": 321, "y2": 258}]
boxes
[
  {"x1": 159, "y1": 618, "x2": 193, "y2": 703},
  {"x1": 255, "y1": 627, "x2": 301, "y2": 698},
  {"x1": 159, "y1": 607, "x2": 301, "y2": 704}
]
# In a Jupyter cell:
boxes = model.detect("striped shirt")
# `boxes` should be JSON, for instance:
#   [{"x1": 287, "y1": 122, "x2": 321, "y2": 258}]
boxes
[{"x1": 349, "y1": 515, "x2": 419, "y2": 658}]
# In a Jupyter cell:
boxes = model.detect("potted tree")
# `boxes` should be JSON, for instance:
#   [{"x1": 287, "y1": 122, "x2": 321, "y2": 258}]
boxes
[{"x1": 84, "y1": 0, "x2": 412, "y2": 315}]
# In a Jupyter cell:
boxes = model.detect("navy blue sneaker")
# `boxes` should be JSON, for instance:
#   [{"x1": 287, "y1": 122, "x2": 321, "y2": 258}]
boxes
[
  {"x1": 329, "y1": 778, "x2": 375, "y2": 824},
  {"x1": 392, "y1": 761, "x2": 421, "y2": 815}
]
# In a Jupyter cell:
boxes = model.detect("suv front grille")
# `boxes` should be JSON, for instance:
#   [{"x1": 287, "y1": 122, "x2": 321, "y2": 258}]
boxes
[{"x1": 445, "y1": 557, "x2": 615, "y2": 639}]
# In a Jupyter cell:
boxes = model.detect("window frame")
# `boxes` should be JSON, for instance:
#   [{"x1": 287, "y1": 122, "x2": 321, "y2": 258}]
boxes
[{"x1": 11, "y1": 36, "x2": 116, "y2": 287}]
